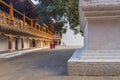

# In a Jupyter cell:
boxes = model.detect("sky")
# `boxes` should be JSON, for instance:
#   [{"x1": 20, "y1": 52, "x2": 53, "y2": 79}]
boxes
[{"x1": 31, "y1": 0, "x2": 39, "y2": 5}]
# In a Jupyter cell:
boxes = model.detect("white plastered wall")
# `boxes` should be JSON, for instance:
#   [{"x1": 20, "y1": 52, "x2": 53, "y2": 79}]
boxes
[
  {"x1": 18, "y1": 38, "x2": 22, "y2": 50},
  {"x1": 0, "y1": 35, "x2": 8, "y2": 51},
  {"x1": 12, "y1": 37, "x2": 15, "y2": 50},
  {"x1": 24, "y1": 38, "x2": 30, "y2": 49},
  {"x1": 37, "y1": 40, "x2": 41, "y2": 47},
  {"x1": 88, "y1": 19, "x2": 120, "y2": 50}
]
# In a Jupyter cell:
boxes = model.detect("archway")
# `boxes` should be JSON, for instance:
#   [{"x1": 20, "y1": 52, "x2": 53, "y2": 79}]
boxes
[
  {"x1": 0, "y1": 34, "x2": 8, "y2": 51},
  {"x1": 32, "y1": 39, "x2": 36, "y2": 47}
]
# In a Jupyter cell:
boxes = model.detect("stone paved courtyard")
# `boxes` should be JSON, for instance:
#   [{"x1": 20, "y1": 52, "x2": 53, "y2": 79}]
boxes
[{"x1": 0, "y1": 47, "x2": 120, "y2": 80}]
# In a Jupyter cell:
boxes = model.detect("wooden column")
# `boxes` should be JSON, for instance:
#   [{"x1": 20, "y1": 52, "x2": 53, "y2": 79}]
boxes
[
  {"x1": 43, "y1": 40, "x2": 44, "y2": 47},
  {"x1": 35, "y1": 40, "x2": 38, "y2": 48},
  {"x1": 44, "y1": 41, "x2": 45, "y2": 47},
  {"x1": 9, "y1": 0, "x2": 13, "y2": 20},
  {"x1": 15, "y1": 38, "x2": 18, "y2": 50},
  {"x1": 8, "y1": 36, "x2": 12, "y2": 50},
  {"x1": 2, "y1": 13, "x2": 5, "y2": 24},
  {"x1": 42, "y1": 40, "x2": 44, "y2": 47},
  {"x1": 41, "y1": 40, "x2": 43, "y2": 47},
  {"x1": 23, "y1": 13, "x2": 26, "y2": 25},
  {"x1": 37, "y1": 40, "x2": 38, "y2": 47},
  {"x1": 45, "y1": 41, "x2": 46, "y2": 46},
  {"x1": 31, "y1": 19, "x2": 33, "y2": 27},
  {"x1": 29, "y1": 39, "x2": 32, "y2": 48},
  {"x1": 37, "y1": 40, "x2": 39, "y2": 47},
  {"x1": 21, "y1": 38, "x2": 24, "y2": 49},
  {"x1": 40, "y1": 40, "x2": 41, "y2": 47},
  {"x1": 45, "y1": 41, "x2": 47, "y2": 46},
  {"x1": 44, "y1": 41, "x2": 46, "y2": 46}
]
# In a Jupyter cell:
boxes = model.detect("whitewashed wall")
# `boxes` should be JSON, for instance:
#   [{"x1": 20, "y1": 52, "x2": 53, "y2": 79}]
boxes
[
  {"x1": 24, "y1": 38, "x2": 30, "y2": 49},
  {"x1": 0, "y1": 35, "x2": 8, "y2": 51},
  {"x1": 38, "y1": 41, "x2": 41, "y2": 47},
  {"x1": 61, "y1": 23, "x2": 84, "y2": 46},
  {"x1": 18, "y1": 38, "x2": 22, "y2": 50},
  {"x1": 88, "y1": 20, "x2": 120, "y2": 50},
  {"x1": 12, "y1": 37, "x2": 16, "y2": 50},
  {"x1": 41, "y1": 41, "x2": 43, "y2": 47}
]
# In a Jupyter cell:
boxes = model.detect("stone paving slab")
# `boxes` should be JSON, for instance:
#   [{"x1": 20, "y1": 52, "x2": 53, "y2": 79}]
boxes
[
  {"x1": 0, "y1": 47, "x2": 76, "y2": 79},
  {"x1": 0, "y1": 47, "x2": 120, "y2": 79},
  {"x1": 1, "y1": 76, "x2": 120, "y2": 80}
]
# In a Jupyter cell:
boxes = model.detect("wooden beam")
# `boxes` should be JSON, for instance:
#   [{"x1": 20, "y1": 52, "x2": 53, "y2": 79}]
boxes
[
  {"x1": 23, "y1": 13, "x2": 26, "y2": 25},
  {"x1": 9, "y1": 0, "x2": 14, "y2": 20},
  {"x1": 0, "y1": 0, "x2": 9, "y2": 7},
  {"x1": 31, "y1": 19, "x2": 33, "y2": 27}
]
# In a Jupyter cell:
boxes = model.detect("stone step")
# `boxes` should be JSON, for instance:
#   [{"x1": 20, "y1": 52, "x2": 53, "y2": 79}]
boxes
[
  {"x1": 80, "y1": 50, "x2": 120, "y2": 61},
  {"x1": 83, "y1": 54, "x2": 120, "y2": 56},
  {"x1": 81, "y1": 56, "x2": 120, "y2": 59},
  {"x1": 83, "y1": 53, "x2": 120, "y2": 56},
  {"x1": 68, "y1": 49, "x2": 120, "y2": 76},
  {"x1": 87, "y1": 50, "x2": 120, "y2": 52},
  {"x1": 68, "y1": 61, "x2": 120, "y2": 76}
]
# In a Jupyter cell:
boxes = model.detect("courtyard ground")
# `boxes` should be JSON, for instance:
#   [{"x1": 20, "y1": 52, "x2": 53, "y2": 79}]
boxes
[{"x1": 0, "y1": 46, "x2": 120, "y2": 80}]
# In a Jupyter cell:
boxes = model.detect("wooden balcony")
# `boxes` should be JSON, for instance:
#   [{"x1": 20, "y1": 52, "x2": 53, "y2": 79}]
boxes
[
  {"x1": 0, "y1": 13, "x2": 53, "y2": 39},
  {"x1": 53, "y1": 35, "x2": 61, "y2": 40}
]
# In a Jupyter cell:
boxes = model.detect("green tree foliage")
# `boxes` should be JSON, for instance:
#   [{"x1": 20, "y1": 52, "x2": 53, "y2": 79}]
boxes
[
  {"x1": 34, "y1": 0, "x2": 79, "y2": 32},
  {"x1": 54, "y1": 22, "x2": 64, "y2": 33}
]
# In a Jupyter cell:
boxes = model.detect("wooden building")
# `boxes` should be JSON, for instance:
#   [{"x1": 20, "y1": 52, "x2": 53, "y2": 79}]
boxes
[{"x1": 0, "y1": 0, "x2": 61, "y2": 53}]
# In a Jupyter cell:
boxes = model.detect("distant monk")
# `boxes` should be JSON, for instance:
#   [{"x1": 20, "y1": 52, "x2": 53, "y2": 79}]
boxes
[{"x1": 50, "y1": 43, "x2": 53, "y2": 49}]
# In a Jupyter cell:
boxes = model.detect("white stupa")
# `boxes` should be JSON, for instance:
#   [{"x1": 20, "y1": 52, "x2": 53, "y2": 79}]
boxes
[
  {"x1": 61, "y1": 22, "x2": 84, "y2": 47},
  {"x1": 31, "y1": 0, "x2": 39, "y2": 5}
]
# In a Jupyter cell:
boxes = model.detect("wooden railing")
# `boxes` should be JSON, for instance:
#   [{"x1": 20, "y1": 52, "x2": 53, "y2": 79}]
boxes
[
  {"x1": 0, "y1": 13, "x2": 53, "y2": 39},
  {"x1": 53, "y1": 35, "x2": 61, "y2": 40}
]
